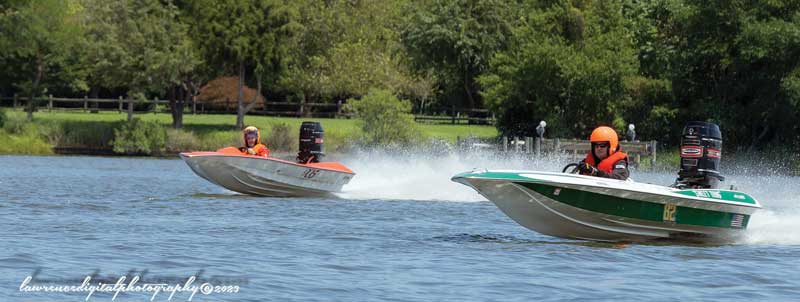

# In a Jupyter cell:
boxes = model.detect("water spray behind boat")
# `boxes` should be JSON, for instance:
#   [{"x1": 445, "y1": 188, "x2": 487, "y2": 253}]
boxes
[
  {"x1": 298, "y1": 121, "x2": 324, "y2": 163},
  {"x1": 674, "y1": 121, "x2": 725, "y2": 189}
]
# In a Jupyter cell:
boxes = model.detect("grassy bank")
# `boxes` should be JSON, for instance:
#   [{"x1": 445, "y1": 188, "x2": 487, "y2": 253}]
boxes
[
  {"x1": 635, "y1": 148, "x2": 680, "y2": 172},
  {"x1": 0, "y1": 110, "x2": 498, "y2": 156}
]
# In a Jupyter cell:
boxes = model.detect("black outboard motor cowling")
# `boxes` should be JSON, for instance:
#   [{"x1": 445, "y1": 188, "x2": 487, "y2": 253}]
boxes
[
  {"x1": 675, "y1": 121, "x2": 724, "y2": 189},
  {"x1": 297, "y1": 121, "x2": 324, "y2": 163}
]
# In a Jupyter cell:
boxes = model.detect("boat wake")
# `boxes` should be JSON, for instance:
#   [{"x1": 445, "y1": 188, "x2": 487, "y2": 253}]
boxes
[
  {"x1": 724, "y1": 175, "x2": 800, "y2": 245},
  {"x1": 743, "y1": 209, "x2": 800, "y2": 245},
  {"x1": 336, "y1": 149, "x2": 567, "y2": 202}
]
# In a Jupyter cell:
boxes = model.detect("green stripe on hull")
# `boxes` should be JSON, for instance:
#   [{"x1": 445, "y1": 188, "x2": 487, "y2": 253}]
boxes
[{"x1": 517, "y1": 182, "x2": 749, "y2": 229}]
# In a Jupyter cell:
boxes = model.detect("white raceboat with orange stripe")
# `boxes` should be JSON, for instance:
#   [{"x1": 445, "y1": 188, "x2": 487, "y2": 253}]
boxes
[
  {"x1": 181, "y1": 147, "x2": 354, "y2": 197},
  {"x1": 181, "y1": 121, "x2": 354, "y2": 197}
]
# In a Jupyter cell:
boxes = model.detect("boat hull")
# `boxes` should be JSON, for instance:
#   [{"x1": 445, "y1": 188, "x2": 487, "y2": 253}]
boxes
[
  {"x1": 181, "y1": 151, "x2": 354, "y2": 197},
  {"x1": 453, "y1": 170, "x2": 761, "y2": 242}
]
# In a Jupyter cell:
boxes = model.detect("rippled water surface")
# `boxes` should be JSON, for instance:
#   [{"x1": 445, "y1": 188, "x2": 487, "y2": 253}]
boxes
[{"x1": 1, "y1": 154, "x2": 799, "y2": 301}]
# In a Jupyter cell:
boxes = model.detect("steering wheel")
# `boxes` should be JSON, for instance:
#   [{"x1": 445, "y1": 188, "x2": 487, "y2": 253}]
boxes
[{"x1": 561, "y1": 162, "x2": 581, "y2": 174}]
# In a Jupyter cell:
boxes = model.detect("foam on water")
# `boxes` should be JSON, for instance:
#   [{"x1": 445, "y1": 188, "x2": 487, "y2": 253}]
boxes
[
  {"x1": 743, "y1": 209, "x2": 800, "y2": 245},
  {"x1": 337, "y1": 149, "x2": 569, "y2": 202},
  {"x1": 730, "y1": 175, "x2": 800, "y2": 245},
  {"x1": 335, "y1": 148, "x2": 800, "y2": 245}
]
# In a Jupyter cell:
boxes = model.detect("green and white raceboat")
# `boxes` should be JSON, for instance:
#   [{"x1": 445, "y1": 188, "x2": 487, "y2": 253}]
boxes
[{"x1": 452, "y1": 170, "x2": 761, "y2": 242}]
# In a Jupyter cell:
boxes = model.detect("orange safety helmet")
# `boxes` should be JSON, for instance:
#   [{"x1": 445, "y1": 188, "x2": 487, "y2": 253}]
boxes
[
  {"x1": 590, "y1": 126, "x2": 619, "y2": 155},
  {"x1": 243, "y1": 126, "x2": 261, "y2": 147}
]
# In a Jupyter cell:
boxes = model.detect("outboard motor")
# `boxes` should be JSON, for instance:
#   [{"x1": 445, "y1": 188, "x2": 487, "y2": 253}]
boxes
[
  {"x1": 297, "y1": 121, "x2": 324, "y2": 163},
  {"x1": 674, "y1": 121, "x2": 724, "y2": 189}
]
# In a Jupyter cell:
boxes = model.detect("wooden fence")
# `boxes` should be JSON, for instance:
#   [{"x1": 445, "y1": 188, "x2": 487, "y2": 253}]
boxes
[
  {"x1": 0, "y1": 95, "x2": 350, "y2": 117},
  {"x1": 0, "y1": 95, "x2": 173, "y2": 114},
  {"x1": 414, "y1": 108, "x2": 495, "y2": 125},
  {"x1": 0, "y1": 95, "x2": 492, "y2": 122},
  {"x1": 458, "y1": 136, "x2": 657, "y2": 169}
]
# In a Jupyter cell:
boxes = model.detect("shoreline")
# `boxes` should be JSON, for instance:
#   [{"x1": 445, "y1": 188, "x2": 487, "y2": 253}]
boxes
[{"x1": 0, "y1": 110, "x2": 498, "y2": 157}]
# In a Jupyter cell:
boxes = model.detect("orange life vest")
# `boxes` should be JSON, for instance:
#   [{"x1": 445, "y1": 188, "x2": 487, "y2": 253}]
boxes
[
  {"x1": 250, "y1": 144, "x2": 270, "y2": 157},
  {"x1": 584, "y1": 151, "x2": 628, "y2": 174}
]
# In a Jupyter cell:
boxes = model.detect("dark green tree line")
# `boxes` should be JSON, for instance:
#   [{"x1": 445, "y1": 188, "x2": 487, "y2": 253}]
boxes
[{"x1": 0, "y1": 0, "x2": 799, "y2": 150}]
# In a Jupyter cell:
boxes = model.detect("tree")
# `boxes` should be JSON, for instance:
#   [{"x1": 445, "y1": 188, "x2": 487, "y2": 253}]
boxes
[
  {"x1": 402, "y1": 0, "x2": 514, "y2": 111},
  {"x1": 280, "y1": 0, "x2": 430, "y2": 111},
  {"x1": 186, "y1": 0, "x2": 298, "y2": 128},
  {"x1": 0, "y1": 0, "x2": 86, "y2": 120},
  {"x1": 480, "y1": 0, "x2": 638, "y2": 137},
  {"x1": 663, "y1": 0, "x2": 800, "y2": 149},
  {"x1": 83, "y1": 0, "x2": 199, "y2": 124}
]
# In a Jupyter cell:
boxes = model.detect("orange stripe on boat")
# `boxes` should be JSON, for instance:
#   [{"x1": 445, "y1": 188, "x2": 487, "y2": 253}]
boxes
[{"x1": 179, "y1": 148, "x2": 354, "y2": 174}]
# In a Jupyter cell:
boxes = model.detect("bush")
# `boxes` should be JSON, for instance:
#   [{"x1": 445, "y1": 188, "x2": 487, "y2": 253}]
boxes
[
  {"x1": 197, "y1": 131, "x2": 241, "y2": 151},
  {"x1": 0, "y1": 132, "x2": 53, "y2": 155},
  {"x1": 266, "y1": 122, "x2": 295, "y2": 152},
  {"x1": 38, "y1": 122, "x2": 64, "y2": 146},
  {"x1": 112, "y1": 118, "x2": 167, "y2": 155},
  {"x1": 3, "y1": 113, "x2": 31, "y2": 135},
  {"x1": 59, "y1": 121, "x2": 119, "y2": 148},
  {"x1": 345, "y1": 88, "x2": 422, "y2": 146},
  {"x1": 166, "y1": 129, "x2": 200, "y2": 152}
]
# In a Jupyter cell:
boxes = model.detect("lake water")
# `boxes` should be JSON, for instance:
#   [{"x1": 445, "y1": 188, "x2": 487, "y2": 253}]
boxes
[{"x1": 1, "y1": 152, "x2": 799, "y2": 301}]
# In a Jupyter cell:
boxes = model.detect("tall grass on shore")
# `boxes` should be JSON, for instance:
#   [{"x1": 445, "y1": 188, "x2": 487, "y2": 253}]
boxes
[{"x1": 0, "y1": 110, "x2": 498, "y2": 156}]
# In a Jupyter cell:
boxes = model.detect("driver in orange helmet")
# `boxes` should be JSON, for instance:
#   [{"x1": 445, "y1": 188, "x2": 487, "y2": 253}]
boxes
[
  {"x1": 240, "y1": 126, "x2": 270, "y2": 157},
  {"x1": 577, "y1": 126, "x2": 630, "y2": 180}
]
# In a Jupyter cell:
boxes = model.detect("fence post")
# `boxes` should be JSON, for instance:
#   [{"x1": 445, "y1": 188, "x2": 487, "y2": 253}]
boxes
[
  {"x1": 13, "y1": 93, "x2": 18, "y2": 108},
  {"x1": 127, "y1": 96, "x2": 134, "y2": 122},
  {"x1": 513, "y1": 136, "x2": 520, "y2": 152},
  {"x1": 502, "y1": 136, "x2": 508, "y2": 152},
  {"x1": 118, "y1": 96, "x2": 123, "y2": 113},
  {"x1": 651, "y1": 140, "x2": 657, "y2": 171},
  {"x1": 299, "y1": 100, "x2": 304, "y2": 117},
  {"x1": 47, "y1": 94, "x2": 53, "y2": 111},
  {"x1": 83, "y1": 95, "x2": 88, "y2": 112},
  {"x1": 153, "y1": 97, "x2": 158, "y2": 114},
  {"x1": 554, "y1": 138, "x2": 561, "y2": 154},
  {"x1": 535, "y1": 137, "x2": 541, "y2": 157},
  {"x1": 192, "y1": 95, "x2": 196, "y2": 115},
  {"x1": 525, "y1": 137, "x2": 532, "y2": 153},
  {"x1": 336, "y1": 100, "x2": 342, "y2": 119}
]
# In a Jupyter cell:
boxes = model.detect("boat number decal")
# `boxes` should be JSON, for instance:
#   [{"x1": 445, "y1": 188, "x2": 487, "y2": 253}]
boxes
[
  {"x1": 303, "y1": 168, "x2": 320, "y2": 179},
  {"x1": 663, "y1": 204, "x2": 677, "y2": 222}
]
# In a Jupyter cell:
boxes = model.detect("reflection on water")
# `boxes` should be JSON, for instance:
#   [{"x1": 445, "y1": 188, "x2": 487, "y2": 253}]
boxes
[{"x1": 1, "y1": 153, "x2": 799, "y2": 301}]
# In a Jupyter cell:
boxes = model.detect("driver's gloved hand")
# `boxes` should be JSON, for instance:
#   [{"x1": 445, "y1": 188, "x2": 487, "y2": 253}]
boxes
[{"x1": 578, "y1": 161, "x2": 597, "y2": 176}]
